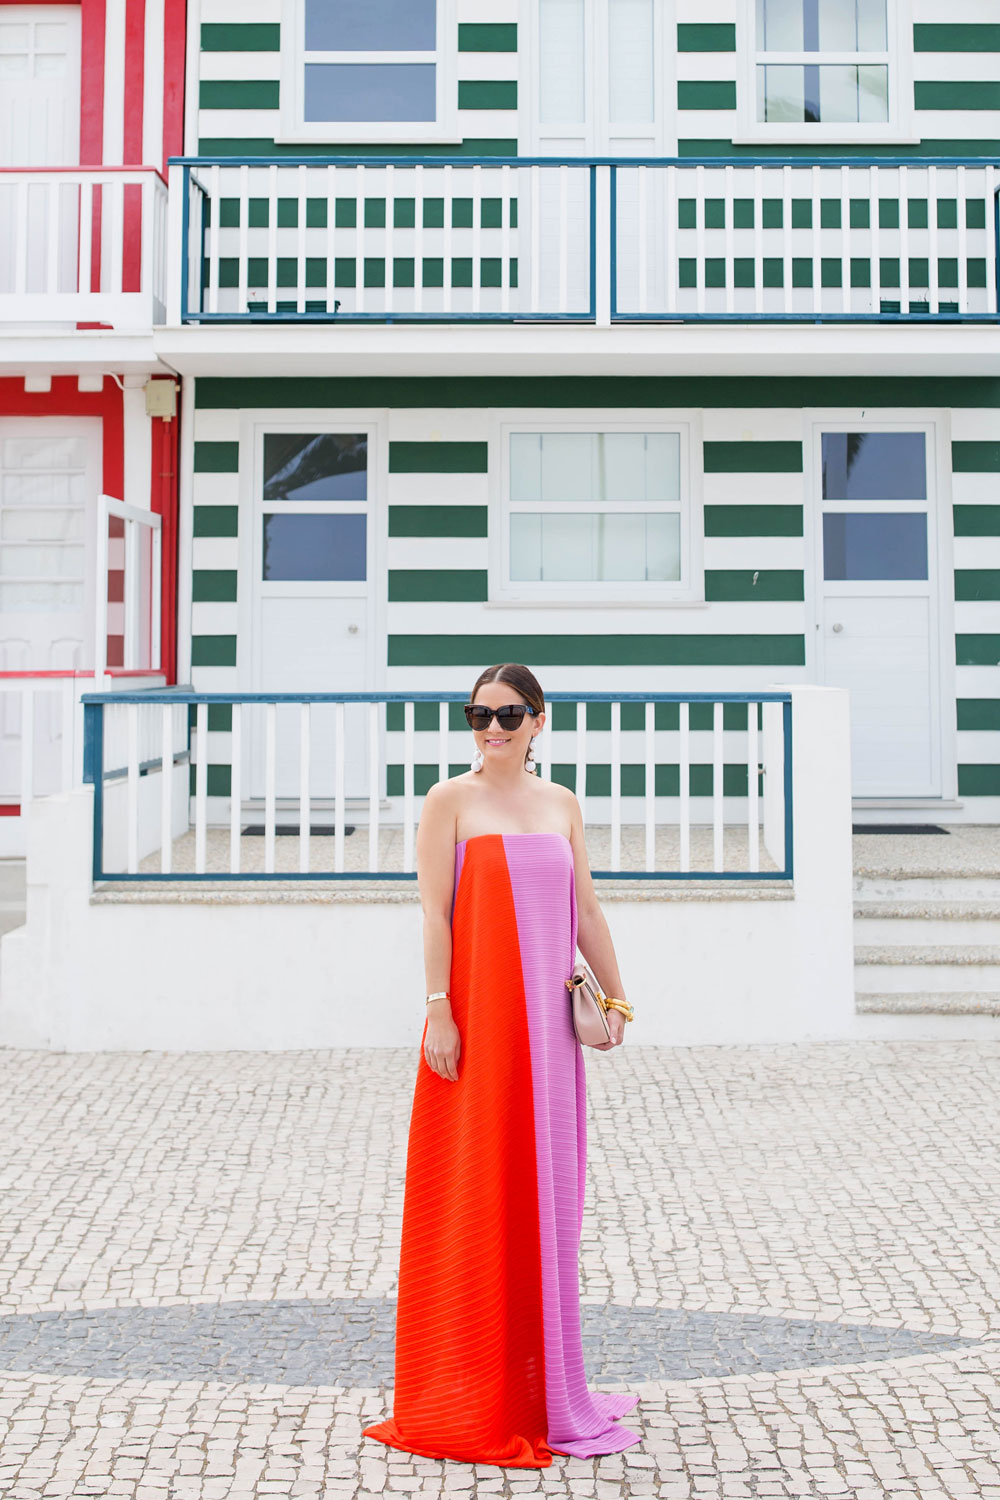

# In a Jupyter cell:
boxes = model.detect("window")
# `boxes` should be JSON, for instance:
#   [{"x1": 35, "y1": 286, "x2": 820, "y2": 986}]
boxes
[
  {"x1": 819, "y1": 429, "x2": 929, "y2": 581},
  {"x1": 494, "y1": 420, "x2": 702, "y2": 603},
  {"x1": 280, "y1": 0, "x2": 457, "y2": 144},
  {"x1": 260, "y1": 433, "x2": 368, "y2": 582},
  {"x1": 739, "y1": 0, "x2": 912, "y2": 143}
]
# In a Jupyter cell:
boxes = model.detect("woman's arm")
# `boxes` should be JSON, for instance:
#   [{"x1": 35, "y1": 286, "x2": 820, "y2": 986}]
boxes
[
  {"x1": 566, "y1": 792, "x2": 628, "y2": 1050},
  {"x1": 415, "y1": 781, "x2": 462, "y2": 1081}
]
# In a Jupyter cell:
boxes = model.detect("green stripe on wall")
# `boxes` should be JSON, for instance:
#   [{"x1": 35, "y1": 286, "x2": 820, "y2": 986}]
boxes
[
  {"x1": 389, "y1": 570, "x2": 488, "y2": 601},
  {"x1": 200, "y1": 22, "x2": 280, "y2": 50},
  {"x1": 957, "y1": 635, "x2": 1000, "y2": 665},
  {"x1": 193, "y1": 506, "x2": 239, "y2": 538},
  {"x1": 195, "y1": 377, "x2": 1000, "y2": 409},
  {"x1": 957, "y1": 699, "x2": 1000, "y2": 731},
  {"x1": 200, "y1": 80, "x2": 280, "y2": 110},
  {"x1": 958, "y1": 765, "x2": 1000, "y2": 796},
  {"x1": 705, "y1": 505, "x2": 803, "y2": 536},
  {"x1": 704, "y1": 441, "x2": 803, "y2": 472},
  {"x1": 192, "y1": 636, "x2": 238, "y2": 667},
  {"x1": 457, "y1": 80, "x2": 517, "y2": 110},
  {"x1": 953, "y1": 441, "x2": 1000, "y2": 471},
  {"x1": 388, "y1": 441, "x2": 488, "y2": 473},
  {"x1": 387, "y1": 762, "x2": 760, "y2": 797},
  {"x1": 388, "y1": 634, "x2": 805, "y2": 667},
  {"x1": 194, "y1": 441, "x2": 240, "y2": 472},
  {"x1": 954, "y1": 506, "x2": 1000, "y2": 536},
  {"x1": 913, "y1": 23, "x2": 1000, "y2": 50},
  {"x1": 915, "y1": 81, "x2": 1000, "y2": 110},
  {"x1": 677, "y1": 23, "x2": 736, "y2": 50},
  {"x1": 458, "y1": 23, "x2": 516, "y2": 51},
  {"x1": 198, "y1": 138, "x2": 519, "y2": 158},
  {"x1": 705, "y1": 570, "x2": 804, "y2": 601},
  {"x1": 679, "y1": 137, "x2": 1000, "y2": 158},
  {"x1": 678, "y1": 81, "x2": 737, "y2": 110},
  {"x1": 389, "y1": 505, "x2": 488, "y2": 537},
  {"x1": 955, "y1": 570, "x2": 1000, "y2": 600},
  {"x1": 192, "y1": 570, "x2": 238, "y2": 603},
  {"x1": 188, "y1": 765, "x2": 231, "y2": 798}
]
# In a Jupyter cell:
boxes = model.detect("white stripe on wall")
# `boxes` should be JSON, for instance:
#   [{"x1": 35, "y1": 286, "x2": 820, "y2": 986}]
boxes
[
  {"x1": 143, "y1": 0, "x2": 166, "y2": 168},
  {"x1": 103, "y1": 0, "x2": 127, "y2": 165}
]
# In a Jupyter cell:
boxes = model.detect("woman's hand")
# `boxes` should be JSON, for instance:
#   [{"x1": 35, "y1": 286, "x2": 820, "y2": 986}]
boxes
[
  {"x1": 424, "y1": 1009, "x2": 462, "y2": 1081},
  {"x1": 591, "y1": 1008, "x2": 627, "y2": 1052}
]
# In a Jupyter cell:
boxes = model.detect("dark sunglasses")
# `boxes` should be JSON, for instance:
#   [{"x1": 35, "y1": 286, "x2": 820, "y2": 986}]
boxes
[{"x1": 464, "y1": 703, "x2": 539, "y2": 731}]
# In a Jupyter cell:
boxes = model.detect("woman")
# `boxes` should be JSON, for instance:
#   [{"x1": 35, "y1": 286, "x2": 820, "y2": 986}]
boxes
[{"x1": 363, "y1": 662, "x2": 640, "y2": 1468}]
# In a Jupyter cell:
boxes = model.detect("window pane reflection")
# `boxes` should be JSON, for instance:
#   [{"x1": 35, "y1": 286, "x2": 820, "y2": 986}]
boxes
[
  {"x1": 822, "y1": 433, "x2": 926, "y2": 500},
  {"x1": 823, "y1": 513, "x2": 927, "y2": 580},
  {"x1": 262, "y1": 514, "x2": 367, "y2": 581},
  {"x1": 304, "y1": 0, "x2": 435, "y2": 51},
  {"x1": 263, "y1": 434, "x2": 367, "y2": 503},
  {"x1": 509, "y1": 432, "x2": 680, "y2": 502},
  {"x1": 304, "y1": 63, "x2": 436, "y2": 122}
]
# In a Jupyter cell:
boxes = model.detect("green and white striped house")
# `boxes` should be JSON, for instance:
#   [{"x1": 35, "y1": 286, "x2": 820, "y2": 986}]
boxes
[{"x1": 162, "y1": 0, "x2": 1000, "y2": 825}]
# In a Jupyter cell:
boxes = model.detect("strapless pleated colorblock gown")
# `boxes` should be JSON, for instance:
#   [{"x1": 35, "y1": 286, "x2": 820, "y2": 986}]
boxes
[{"x1": 363, "y1": 831, "x2": 640, "y2": 1468}]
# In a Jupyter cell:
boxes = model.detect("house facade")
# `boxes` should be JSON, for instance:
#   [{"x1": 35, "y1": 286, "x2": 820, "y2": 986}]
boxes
[
  {"x1": 156, "y1": 0, "x2": 1000, "y2": 827},
  {"x1": 0, "y1": 0, "x2": 185, "y2": 850},
  {"x1": 1, "y1": 0, "x2": 1000, "y2": 1050}
]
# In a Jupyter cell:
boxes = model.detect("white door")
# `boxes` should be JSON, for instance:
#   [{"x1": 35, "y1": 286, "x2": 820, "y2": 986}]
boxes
[
  {"x1": 811, "y1": 423, "x2": 942, "y2": 798},
  {"x1": 0, "y1": 7, "x2": 81, "y2": 305},
  {"x1": 247, "y1": 425, "x2": 375, "y2": 808},
  {"x1": 0, "y1": 417, "x2": 101, "y2": 796},
  {"x1": 522, "y1": 0, "x2": 672, "y2": 310}
]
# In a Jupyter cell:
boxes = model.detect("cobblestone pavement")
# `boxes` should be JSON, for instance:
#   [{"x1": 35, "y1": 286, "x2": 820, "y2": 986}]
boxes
[{"x1": 1, "y1": 1040, "x2": 999, "y2": 1499}]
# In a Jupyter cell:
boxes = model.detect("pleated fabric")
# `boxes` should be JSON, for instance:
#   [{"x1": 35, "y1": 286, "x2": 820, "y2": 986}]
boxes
[{"x1": 362, "y1": 832, "x2": 640, "y2": 1468}]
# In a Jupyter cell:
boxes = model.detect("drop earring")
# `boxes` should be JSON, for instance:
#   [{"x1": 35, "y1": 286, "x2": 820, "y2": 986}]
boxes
[
  {"x1": 470, "y1": 746, "x2": 485, "y2": 773},
  {"x1": 525, "y1": 735, "x2": 538, "y2": 774}
]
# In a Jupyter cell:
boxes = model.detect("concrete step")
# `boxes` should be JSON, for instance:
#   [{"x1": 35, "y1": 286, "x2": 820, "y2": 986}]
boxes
[
  {"x1": 855, "y1": 945, "x2": 1000, "y2": 994},
  {"x1": 857, "y1": 991, "x2": 1000, "y2": 1017},
  {"x1": 854, "y1": 902, "x2": 1000, "y2": 945},
  {"x1": 855, "y1": 875, "x2": 1000, "y2": 903}
]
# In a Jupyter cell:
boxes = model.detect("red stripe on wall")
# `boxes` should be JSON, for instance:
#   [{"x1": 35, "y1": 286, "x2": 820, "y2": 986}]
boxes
[
  {"x1": 162, "y1": 0, "x2": 186, "y2": 172},
  {"x1": 149, "y1": 380, "x2": 179, "y2": 683},
  {"x1": 123, "y1": 0, "x2": 146, "y2": 164},
  {"x1": 80, "y1": 0, "x2": 106, "y2": 165}
]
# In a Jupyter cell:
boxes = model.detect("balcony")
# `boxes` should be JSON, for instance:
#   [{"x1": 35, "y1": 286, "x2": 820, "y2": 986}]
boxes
[
  {"x1": 0, "y1": 167, "x2": 168, "y2": 333},
  {"x1": 168, "y1": 154, "x2": 999, "y2": 327}
]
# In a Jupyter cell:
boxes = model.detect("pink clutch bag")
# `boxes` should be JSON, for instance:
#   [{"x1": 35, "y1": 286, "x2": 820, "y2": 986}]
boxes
[{"x1": 565, "y1": 961, "x2": 613, "y2": 1047}]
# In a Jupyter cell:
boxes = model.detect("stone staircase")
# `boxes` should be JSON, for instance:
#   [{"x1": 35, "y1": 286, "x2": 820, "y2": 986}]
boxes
[{"x1": 854, "y1": 871, "x2": 1000, "y2": 1023}]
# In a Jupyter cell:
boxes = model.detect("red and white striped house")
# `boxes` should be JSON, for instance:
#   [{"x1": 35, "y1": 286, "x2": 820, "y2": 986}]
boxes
[{"x1": 0, "y1": 0, "x2": 185, "y2": 849}]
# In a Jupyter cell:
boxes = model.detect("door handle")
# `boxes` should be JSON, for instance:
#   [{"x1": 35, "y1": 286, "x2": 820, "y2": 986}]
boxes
[
  {"x1": 347, "y1": 624, "x2": 359, "y2": 634},
  {"x1": 831, "y1": 622, "x2": 844, "y2": 632}
]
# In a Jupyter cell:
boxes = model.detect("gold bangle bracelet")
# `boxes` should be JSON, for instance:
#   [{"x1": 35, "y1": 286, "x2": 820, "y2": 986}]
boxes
[
  {"x1": 426, "y1": 991, "x2": 451, "y2": 1005},
  {"x1": 603, "y1": 998, "x2": 634, "y2": 1022}
]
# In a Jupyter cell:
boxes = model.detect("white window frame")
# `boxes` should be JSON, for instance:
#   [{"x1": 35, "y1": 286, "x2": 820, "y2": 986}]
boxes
[
  {"x1": 734, "y1": 0, "x2": 917, "y2": 147},
  {"x1": 277, "y1": 0, "x2": 460, "y2": 145},
  {"x1": 488, "y1": 410, "x2": 704, "y2": 607}
]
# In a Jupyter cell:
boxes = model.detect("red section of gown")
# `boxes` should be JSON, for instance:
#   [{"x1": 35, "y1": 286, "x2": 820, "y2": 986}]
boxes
[{"x1": 363, "y1": 835, "x2": 553, "y2": 1467}]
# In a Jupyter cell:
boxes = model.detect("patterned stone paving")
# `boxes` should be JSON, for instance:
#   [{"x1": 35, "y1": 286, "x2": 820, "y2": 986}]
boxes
[{"x1": 1, "y1": 1040, "x2": 999, "y2": 1498}]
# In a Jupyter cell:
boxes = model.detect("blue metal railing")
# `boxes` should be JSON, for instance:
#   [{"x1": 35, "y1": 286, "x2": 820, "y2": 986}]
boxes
[
  {"x1": 171, "y1": 152, "x2": 1000, "y2": 326},
  {"x1": 81, "y1": 689, "x2": 794, "y2": 885}
]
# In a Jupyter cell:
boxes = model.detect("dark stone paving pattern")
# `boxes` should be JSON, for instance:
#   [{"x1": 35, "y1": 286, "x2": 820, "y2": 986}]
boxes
[{"x1": 0, "y1": 1299, "x2": 978, "y2": 1387}]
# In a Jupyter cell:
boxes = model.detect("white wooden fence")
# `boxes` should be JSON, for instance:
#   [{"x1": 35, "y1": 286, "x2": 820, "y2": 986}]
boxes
[{"x1": 0, "y1": 167, "x2": 168, "y2": 329}]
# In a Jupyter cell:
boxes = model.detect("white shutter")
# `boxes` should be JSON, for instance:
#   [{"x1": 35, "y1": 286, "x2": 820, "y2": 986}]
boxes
[{"x1": 0, "y1": 6, "x2": 81, "y2": 166}]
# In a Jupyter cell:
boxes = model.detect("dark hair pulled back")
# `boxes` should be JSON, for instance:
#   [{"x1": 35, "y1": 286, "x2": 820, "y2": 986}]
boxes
[{"x1": 469, "y1": 662, "x2": 545, "y2": 771}]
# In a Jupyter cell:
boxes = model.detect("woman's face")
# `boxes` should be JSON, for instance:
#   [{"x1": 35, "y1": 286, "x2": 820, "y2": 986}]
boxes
[{"x1": 471, "y1": 683, "x2": 544, "y2": 767}]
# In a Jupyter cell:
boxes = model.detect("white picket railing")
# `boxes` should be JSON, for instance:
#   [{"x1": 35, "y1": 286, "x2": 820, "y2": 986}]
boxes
[
  {"x1": 613, "y1": 159, "x2": 999, "y2": 319},
  {"x1": 170, "y1": 154, "x2": 999, "y2": 325},
  {"x1": 82, "y1": 690, "x2": 794, "y2": 883},
  {"x1": 0, "y1": 167, "x2": 168, "y2": 329}
]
